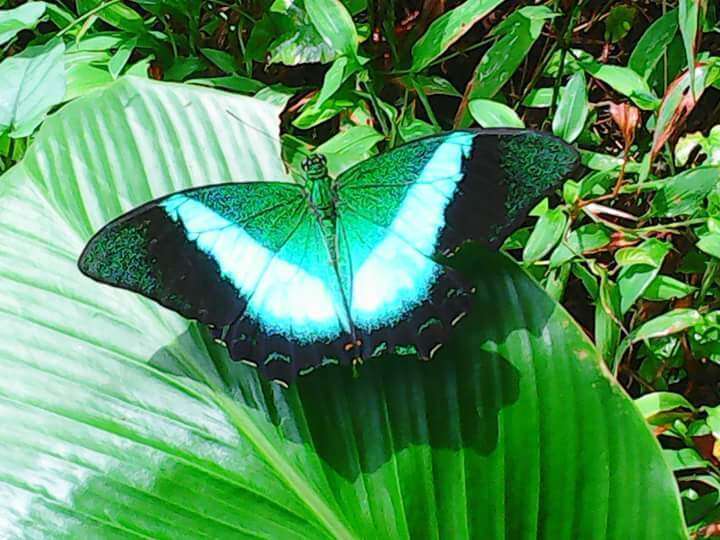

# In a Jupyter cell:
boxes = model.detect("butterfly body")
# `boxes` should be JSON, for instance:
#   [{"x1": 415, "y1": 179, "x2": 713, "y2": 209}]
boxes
[{"x1": 79, "y1": 129, "x2": 579, "y2": 383}]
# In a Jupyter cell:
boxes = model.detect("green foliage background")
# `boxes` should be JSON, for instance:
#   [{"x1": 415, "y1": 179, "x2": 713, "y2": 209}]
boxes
[{"x1": 1, "y1": 0, "x2": 719, "y2": 537}]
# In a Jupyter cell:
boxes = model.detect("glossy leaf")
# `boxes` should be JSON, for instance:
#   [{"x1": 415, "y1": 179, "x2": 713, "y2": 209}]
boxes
[
  {"x1": 643, "y1": 275, "x2": 696, "y2": 301},
  {"x1": 552, "y1": 71, "x2": 589, "y2": 143},
  {"x1": 258, "y1": 9, "x2": 336, "y2": 66},
  {"x1": 0, "y1": 1, "x2": 46, "y2": 45},
  {"x1": 108, "y1": 37, "x2": 137, "y2": 79},
  {"x1": 0, "y1": 38, "x2": 65, "y2": 138},
  {"x1": 579, "y1": 58, "x2": 659, "y2": 110},
  {"x1": 549, "y1": 223, "x2": 611, "y2": 268},
  {"x1": 697, "y1": 232, "x2": 720, "y2": 259},
  {"x1": 200, "y1": 47, "x2": 239, "y2": 73},
  {"x1": 456, "y1": 8, "x2": 545, "y2": 126},
  {"x1": 410, "y1": 0, "x2": 505, "y2": 72},
  {"x1": 628, "y1": 9, "x2": 678, "y2": 79},
  {"x1": 317, "y1": 56, "x2": 353, "y2": 106},
  {"x1": 615, "y1": 239, "x2": 672, "y2": 268},
  {"x1": 617, "y1": 239, "x2": 672, "y2": 314},
  {"x1": 616, "y1": 309, "x2": 703, "y2": 367},
  {"x1": 522, "y1": 207, "x2": 567, "y2": 262},
  {"x1": 76, "y1": 0, "x2": 145, "y2": 33},
  {"x1": 468, "y1": 99, "x2": 524, "y2": 128},
  {"x1": 635, "y1": 308, "x2": 703, "y2": 340},
  {"x1": 635, "y1": 392, "x2": 696, "y2": 420},
  {"x1": 0, "y1": 77, "x2": 687, "y2": 539},
  {"x1": 305, "y1": 0, "x2": 358, "y2": 61},
  {"x1": 665, "y1": 449, "x2": 709, "y2": 472},
  {"x1": 522, "y1": 87, "x2": 555, "y2": 108},
  {"x1": 315, "y1": 124, "x2": 383, "y2": 175},
  {"x1": 293, "y1": 89, "x2": 358, "y2": 129},
  {"x1": 649, "y1": 165, "x2": 719, "y2": 218}
]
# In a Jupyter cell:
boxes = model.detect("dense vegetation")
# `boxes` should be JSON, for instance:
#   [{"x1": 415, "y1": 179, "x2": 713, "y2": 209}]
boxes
[{"x1": 1, "y1": 0, "x2": 719, "y2": 537}]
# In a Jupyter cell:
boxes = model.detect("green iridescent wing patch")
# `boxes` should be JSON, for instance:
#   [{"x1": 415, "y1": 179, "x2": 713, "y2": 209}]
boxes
[
  {"x1": 78, "y1": 129, "x2": 579, "y2": 384},
  {"x1": 80, "y1": 182, "x2": 314, "y2": 327}
]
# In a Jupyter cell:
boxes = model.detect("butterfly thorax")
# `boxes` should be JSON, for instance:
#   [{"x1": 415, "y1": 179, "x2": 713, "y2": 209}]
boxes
[
  {"x1": 303, "y1": 155, "x2": 334, "y2": 215},
  {"x1": 303, "y1": 154, "x2": 338, "y2": 259}
]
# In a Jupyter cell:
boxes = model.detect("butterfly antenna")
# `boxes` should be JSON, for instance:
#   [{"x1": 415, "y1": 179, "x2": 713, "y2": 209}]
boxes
[{"x1": 225, "y1": 109, "x2": 312, "y2": 159}]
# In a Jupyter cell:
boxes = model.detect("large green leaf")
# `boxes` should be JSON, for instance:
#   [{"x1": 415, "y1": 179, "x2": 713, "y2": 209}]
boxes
[{"x1": 0, "y1": 77, "x2": 687, "y2": 539}]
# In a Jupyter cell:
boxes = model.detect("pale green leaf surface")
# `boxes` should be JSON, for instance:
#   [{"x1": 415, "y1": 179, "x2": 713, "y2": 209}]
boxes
[
  {"x1": 617, "y1": 240, "x2": 672, "y2": 314},
  {"x1": 456, "y1": 8, "x2": 544, "y2": 127},
  {"x1": 468, "y1": 99, "x2": 524, "y2": 128},
  {"x1": 0, "y1": 1, "x2": 46, "y2": 45},
  {"x1": 636, "y1": 392, "x2": 695, "y2": 420},
  {"x1": 411, "y1": 0, "x2": 505, "y2": 72},
  {"x1": 0, "y1": 38, "x2": 65, "y2": 138},
  {"x1": 75, "y1": 0, "x2": 145, "y2": 33},
  {"x1": 0, "y1": 77, "x2": 687, "y2": 539},
  {"x1": 615, "y1": 309, "x2": 703, "y2": 369},
  {"x1": 315, "y1": 124, "x2": 383, "y2": 176},
  {"x1": 316, "y1": 56, "x2": 351, "y2": 106},
  {"x1": 579, "y1": 58, "x2": 659, "y2": 110},
  {"x1": 552, "y1": 71, "x2": 588, "y2": 143},
  {"x1": 522, "y1": 207, "x2": 566, "y2": 262},
  {"x1": 305, "y1": 0, "x2": 358, "y2": 61},
  {"x1": 628, "y1": 9, "x2": 678, "y2": 79},
  {"x1": 643, "y1": 275, "x2": 696, "y2": 301},
  {"x1": 649, "y1": 165, "x2": 719, "y2": 217},
  {"x1": 549, "y1": 223, "x2": 611, "y2": 268}
]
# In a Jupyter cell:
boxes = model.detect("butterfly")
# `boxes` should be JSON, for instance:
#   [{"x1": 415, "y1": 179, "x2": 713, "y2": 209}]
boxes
[{"x1": 78, "y1": 128, "x2": 579, "y2": 384}]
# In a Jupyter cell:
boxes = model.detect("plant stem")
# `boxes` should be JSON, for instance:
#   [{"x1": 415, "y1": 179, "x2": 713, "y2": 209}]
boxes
[
  {"x1": 414, "y1": 81, "x2": 440, "y2": 129},
  {"x1": 550, "y1": 1, "x2": 584, "y2": 120}
]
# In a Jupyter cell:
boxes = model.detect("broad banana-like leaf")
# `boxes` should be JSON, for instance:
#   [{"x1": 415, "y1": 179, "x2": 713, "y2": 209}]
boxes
[{"x1": 0, "y1": 77, "x2": 687, "y2": 539}]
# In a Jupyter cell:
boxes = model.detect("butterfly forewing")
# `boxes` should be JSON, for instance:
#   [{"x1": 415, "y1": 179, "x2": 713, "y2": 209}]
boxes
[{"x1": 80, "y1": 182, "x2": 307, "y2": 326}]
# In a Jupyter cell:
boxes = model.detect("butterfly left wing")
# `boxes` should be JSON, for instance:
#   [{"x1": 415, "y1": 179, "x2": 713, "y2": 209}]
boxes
[
  {"x1": 335, "y1": 129, "x2": 579, "y2": 359},
  {"x1": 79, "y1": 182, "x2": 359, "y2": 383}
]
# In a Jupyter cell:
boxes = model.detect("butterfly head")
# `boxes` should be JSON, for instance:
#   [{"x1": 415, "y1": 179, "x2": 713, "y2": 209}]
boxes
[{"x1": 301, "y1": 154, "x2": 328, "y2": 181}]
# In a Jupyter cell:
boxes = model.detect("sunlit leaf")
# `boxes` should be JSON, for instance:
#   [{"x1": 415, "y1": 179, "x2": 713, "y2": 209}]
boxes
[
  {"x1": 410, "y1": 0, "x2": 505, "y2": 72},
  {"x1": 0, "y1": 38, "x2": 65, "y2": 138},
  {"x1": 552, "y1": 71, "x2": 589, "y2": 143},
  {"x1": 628, "y1": 9, "x2": 678, "y2": 79},
  {"x1": 649, "y1": 165, "x2": 719, "y2": 217},
  {"x1": 522, "y1": 207, "x2": 567, "y2": 262},
  {"x1": 456, "y1": 7, "x2": 545, "y2": 126},
  {"x1": 0, "y1": 1, "x2": 46, "y2": 45},
  {"x1": 0, "y1": 77, "x2": 688, "y2": 539},
  {"x1": 468, "y1": 99, "x2": 524, "y2": 128},
  {"x1": 305, "y1": 0, "x2": 358, "y2": 61}
]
